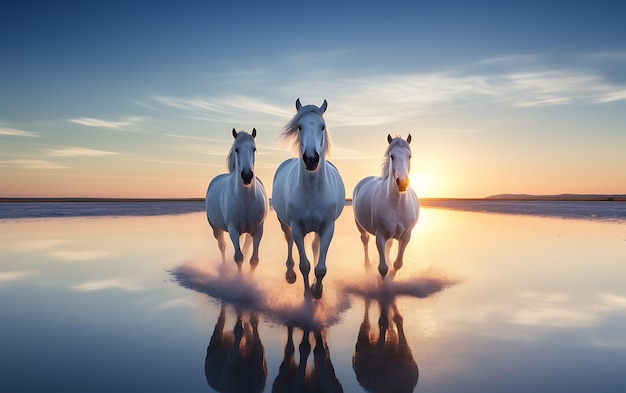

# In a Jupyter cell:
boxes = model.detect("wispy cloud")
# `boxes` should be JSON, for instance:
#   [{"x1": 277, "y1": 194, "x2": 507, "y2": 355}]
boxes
[
  {"x1": 153, "y1": 96, "x2": 228, "y2": 113},
  {"x1": 147, "y1": 54, "x2": 626, "y2": 129},
  {"x1": 162, "y1": 133, "x2": 223, "y2": 143},
  {"x1": 71, "y1": 278, "x2": 142, "y2": 292},
  {"x1": 0, "y1": 159, "x2": 69, "y2": 170},
  {"x1": 0, "y1": 128, "x2": 40, "y2": 137},
  {"x1": 67, "y1": 116, "x2": 144, "y2": 130},
  {"x1": 47, "y1": 147, "x2": 120, "y2": 157},
  {"x1": 154, "y1": 95, "x2": 292, "y2": 120},
  {"x1": 132, "y1": 100, "x2": 157, "y2": 110},
  {"x1": 330, "y1": 145, "x2": 374, "y2": 160},
  {"x1": 133, "y1": 157, "x2": 220, "y2": 167},
  {"x1": 0, "y1": 270, "x2": 38, "y2": 284}
]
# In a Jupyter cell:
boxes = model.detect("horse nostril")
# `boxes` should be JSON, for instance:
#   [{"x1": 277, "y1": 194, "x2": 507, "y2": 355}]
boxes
[{"x1": 314, "y1": 153, "x2": 320, "y2": 164}]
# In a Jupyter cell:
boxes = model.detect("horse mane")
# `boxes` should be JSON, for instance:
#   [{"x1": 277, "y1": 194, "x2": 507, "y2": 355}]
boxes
[
  {"x1": 381, "y1": 135, "x2": 411, "y2": 178},
  {"x1": 280, "y1": 104, "x2": 331, "y2": 155},
  {"x1": 227, "y1": 131, "x2": 255, "y2": 173}
]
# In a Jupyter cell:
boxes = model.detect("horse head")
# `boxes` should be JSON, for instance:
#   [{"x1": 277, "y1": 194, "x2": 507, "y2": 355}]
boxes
[
  {"x1": 291, "y1": 99, "x2": 329, "y2": 172},
  {"x1": 386, "y1": 134, "x2": 412, "y2": 192},
  {"x1": 230, "y1": 128, "x2": 257, "y2": 185}
]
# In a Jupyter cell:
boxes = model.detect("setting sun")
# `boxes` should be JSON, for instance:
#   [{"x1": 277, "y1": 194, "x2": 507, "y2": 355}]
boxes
[{"x1": 410, "y1": 172, "x2": 435, "y2": 197}]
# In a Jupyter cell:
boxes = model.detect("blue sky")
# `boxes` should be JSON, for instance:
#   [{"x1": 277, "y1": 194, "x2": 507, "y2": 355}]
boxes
[{"x1": 1, "y1": 0, "x2": 626, "y2": 197}]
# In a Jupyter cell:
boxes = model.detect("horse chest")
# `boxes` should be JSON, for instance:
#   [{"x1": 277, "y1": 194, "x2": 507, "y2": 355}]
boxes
[
  {"x1": 371, "y1": 199, "x2": 417, "y2": 237},
  {"x1": 289, "y1": 199, "x2": 335, "y2": 232}
]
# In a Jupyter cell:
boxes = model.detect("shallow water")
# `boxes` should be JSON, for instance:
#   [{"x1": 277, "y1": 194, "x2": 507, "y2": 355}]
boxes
[{"x1": 1, "y1": 205, "x2": 626, "y2": 392}]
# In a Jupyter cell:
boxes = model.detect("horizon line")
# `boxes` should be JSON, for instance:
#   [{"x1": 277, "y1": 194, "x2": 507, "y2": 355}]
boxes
[{"x1": 2, "y1": 194, "x2": 626, "y2": 203}]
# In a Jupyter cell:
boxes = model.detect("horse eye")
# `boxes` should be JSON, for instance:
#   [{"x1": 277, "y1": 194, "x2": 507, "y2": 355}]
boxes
[
  {"x1": 235, "y1": 148, "x2": 239, "y2": 153},
  {"x1": 298, "y1": 125, "x2": 302, "y2": 131},
  {"x1": 321, "y1": 125, "x2": 326, "y2": 131},
  {"x1": 390, "y1": 155, "x2": 394, "y2": 160}
]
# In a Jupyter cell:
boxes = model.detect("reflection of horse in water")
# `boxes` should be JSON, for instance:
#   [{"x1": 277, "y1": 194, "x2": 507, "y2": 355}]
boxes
[
  {"x1": 272, "y1": 326, "x2": 343, "y2": 393},
  {"x1": 353, "y1": 298, "x2": 418, "y2": 393},
  {"x1": 205, "y1": 304, "x2": 267, "y2": 393}
]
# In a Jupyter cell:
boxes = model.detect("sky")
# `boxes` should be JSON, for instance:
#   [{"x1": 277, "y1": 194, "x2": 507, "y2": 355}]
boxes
[{"x1": 1, "y1": 0, "x2": 625, "y2": 198}]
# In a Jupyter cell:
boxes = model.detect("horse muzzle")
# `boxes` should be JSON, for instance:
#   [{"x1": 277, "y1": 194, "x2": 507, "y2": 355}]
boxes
[
  {"x1": 241, "y1": 170, "x2": 254, "y2": 185},
  {"x1": 396, "y1": 177, "x2": 409, "y2": 192},
  {"x1": 303, "y1": 152, "x2": 320, "y2": 171}
]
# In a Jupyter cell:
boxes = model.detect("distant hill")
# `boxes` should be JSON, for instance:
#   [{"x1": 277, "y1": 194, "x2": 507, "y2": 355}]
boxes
[{"x1": 486, "y1": 194, "x2": 626, "y2": 201}]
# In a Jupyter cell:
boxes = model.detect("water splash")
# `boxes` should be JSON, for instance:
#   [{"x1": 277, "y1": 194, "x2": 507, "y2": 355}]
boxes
[{"x1": 170, "y1": 260, "x2": 351, "y2": 330}]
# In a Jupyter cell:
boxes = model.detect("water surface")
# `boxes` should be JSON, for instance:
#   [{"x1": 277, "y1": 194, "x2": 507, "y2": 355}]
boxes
[{"x1": 1, "y1": 202, "x2": 626, "y2": 392}]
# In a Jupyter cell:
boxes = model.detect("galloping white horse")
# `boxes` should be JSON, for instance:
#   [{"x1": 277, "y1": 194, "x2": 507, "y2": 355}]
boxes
[
  {"x1": 206, "y1": 128, "x2": 268, "y2": 271},
  {"x1": 353, "y1": 134, "x2": 419, "y2": 277},
  {"x1": 272, "y1": 99, "x2": 345, "y2": 299}
]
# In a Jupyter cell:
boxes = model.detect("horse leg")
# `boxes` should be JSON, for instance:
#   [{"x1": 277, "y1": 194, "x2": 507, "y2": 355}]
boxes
[
  {"x1": 227, "y1": 226, "x2": 244, "y2": 271},
  {"x1": 249, "y1": 226, "x2": 263, "y2": 271},
  {"x1": 210, "y1": 222, "x2": 226, "y2": 262},
  {"x1": 280, "y1": 220, "x2": 296, "y2": 284},
  {"x1": 311, "y1": 222, "x2": 334, "y2": 299},
  {"x1": 355, "y1": 220, "x2": 371, "y2": 269},
  {"x1": 393, "y1": 230, "x2": 412, "y2": 272},
  {"x1": 375, "y1": 232, "x2": 389, "y2": 277},
  {"x1": 292, "y1": 225, "x2": 311, "y2": 297}
]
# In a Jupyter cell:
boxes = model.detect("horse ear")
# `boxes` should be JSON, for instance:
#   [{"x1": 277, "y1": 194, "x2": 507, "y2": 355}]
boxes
[
  {"x1": 407, "y1": 134, "x2": 412, "y2": 144},
  {"x1": 232, "y1": 128, "x2": 237, "y2": 139},
  {"x1": 387, "y1": 134, "x2": 393, "y2": 144},
  {"x1": 295, "y1": 98, "x2": 302, "y2": 110},
  {"x1": 320, "y1": 99, "x2": 328, "y2": 113},
  {"x1": 252, "y1": 128, "x2": 257, "y2": 138}
]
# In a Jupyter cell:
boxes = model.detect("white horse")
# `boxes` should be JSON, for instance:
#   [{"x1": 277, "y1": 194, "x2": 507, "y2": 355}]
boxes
[
  {"x1": 206, "y1": 128, "x2": 268, "y2": 271},
  {"x1": 353, "y1": 134, "x2": 419, "y2": 277},
  {"x1": 272, "y1": 99, "x2": 345, "y2": 299}
]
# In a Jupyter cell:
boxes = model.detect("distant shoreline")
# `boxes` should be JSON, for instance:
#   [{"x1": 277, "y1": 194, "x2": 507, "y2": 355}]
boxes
[{"x1": 1, "y1": 194, "x2": 625, "y2": 203}]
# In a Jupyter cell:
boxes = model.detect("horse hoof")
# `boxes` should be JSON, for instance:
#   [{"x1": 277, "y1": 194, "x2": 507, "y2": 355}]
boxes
[
  {"x1": 379, "y1": 265, "x2": 388, "y2": 277},
  {"x1": 285, "y1": 270, "x2": 297, "y2": 284},
  {"x1": 311, "y1": 282, "x2": 323, "y2": 299}
]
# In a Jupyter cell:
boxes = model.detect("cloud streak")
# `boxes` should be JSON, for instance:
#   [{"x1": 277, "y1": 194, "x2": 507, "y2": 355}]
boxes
[
  {"x1": 0, "y1": 270, "x2": 38, "y2": 284},
  {"x1": 47, "y1": 147, "x2": 120, "y2": 157},
  {"x1": 67, "y1": 116, "x2": 144, "y2": 129},
  {"x1": 0, "y1": 159, "x2": 69, "y2": 170},
  {"x1": 0, "y1": 128, "x2": 40, "y2": 137},
  {"x1": 149, "y1": 55, "x2": 626, "y2": 129}
]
